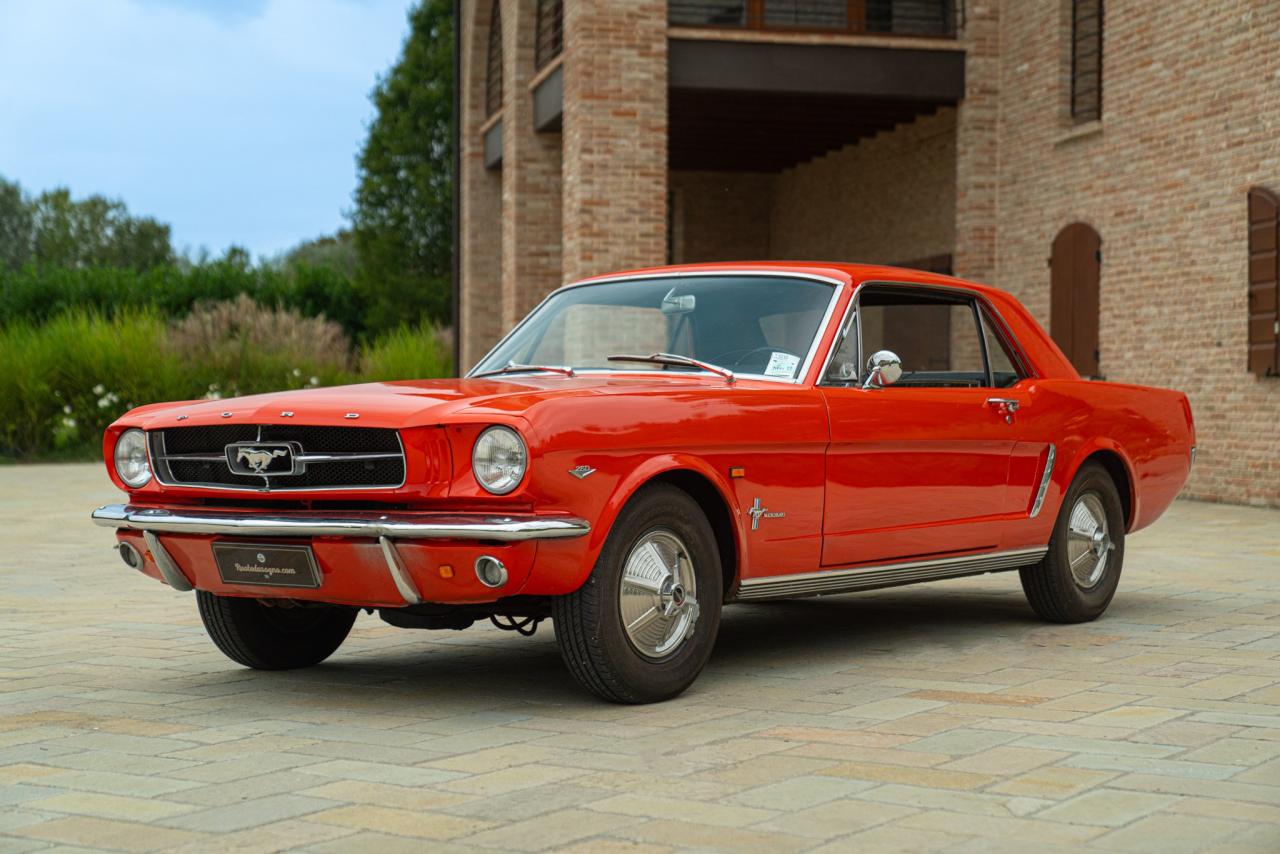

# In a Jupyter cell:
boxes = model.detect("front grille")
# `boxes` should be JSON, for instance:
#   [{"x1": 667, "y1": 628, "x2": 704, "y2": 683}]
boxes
[{"x1": 150, "y1": 425, "x2": 406, "y2": 492}]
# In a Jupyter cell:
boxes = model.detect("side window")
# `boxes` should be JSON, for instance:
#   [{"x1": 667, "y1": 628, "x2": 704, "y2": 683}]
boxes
[
  {"x1": 981, "y1": 308, "x2": 1029, "y2": 388},
  {"x1": 824, "y1": 310, "x2": 859, "y2": 384},
  {"x1": 860, "y1": 289, "x2": 985, "y2": 388}
]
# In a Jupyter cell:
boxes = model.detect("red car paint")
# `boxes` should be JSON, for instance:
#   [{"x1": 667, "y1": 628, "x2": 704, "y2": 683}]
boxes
[{"x1": 100, "y1": 263, "x2": 1195, "y2": 607}]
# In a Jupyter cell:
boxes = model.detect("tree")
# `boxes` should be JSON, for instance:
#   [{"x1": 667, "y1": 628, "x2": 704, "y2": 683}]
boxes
[
  {"x1": 30, "y1": 188, "x2": 173, "y2": 271},
  {"x1": 351, "y1": 0, "x2": 453, "y2": 333},
  {"x1": 0, "y1": 177, "x2": 35, "y2": 271}
]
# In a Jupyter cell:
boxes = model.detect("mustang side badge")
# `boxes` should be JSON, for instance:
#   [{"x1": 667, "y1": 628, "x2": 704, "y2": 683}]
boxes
[
  {"x1": 568, "y1": 465, "x2": 596, "y2": 479},
  {"x1": 748, "y1": 497, "x2": 785, "y2": 531}
]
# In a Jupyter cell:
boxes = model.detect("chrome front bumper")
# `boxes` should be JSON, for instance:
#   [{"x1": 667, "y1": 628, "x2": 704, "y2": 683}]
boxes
[
  {"x1": 91, "y1": 504, "x2": 591, "y2": 542},
  {"x1": 92, "y1": 503, "x2": 591, "y2": 604}
]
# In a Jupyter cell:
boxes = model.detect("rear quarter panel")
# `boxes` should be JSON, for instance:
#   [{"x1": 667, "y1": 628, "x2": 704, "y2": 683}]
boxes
[{"x1": 1009, "y1": 379, "x2": 1194, "y2": 550}]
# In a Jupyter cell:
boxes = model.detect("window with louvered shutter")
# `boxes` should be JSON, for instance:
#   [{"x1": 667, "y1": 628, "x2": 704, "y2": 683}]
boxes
[
  {"x1": 1071, "y1": 0, "x2": 1102, "y2": 123},
  {"x1": 535, "y1": 0, "x2": 563, "y2": 71},
  {"x1": 485, "y1": 0, "x2": 502, "y2": 117},
  {"x1": 1248, "y1": 187, "x2": 1280, "y2": 377}
]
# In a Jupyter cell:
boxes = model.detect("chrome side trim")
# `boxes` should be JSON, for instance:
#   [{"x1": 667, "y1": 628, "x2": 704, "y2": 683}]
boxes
[
  {"x1": 1030, "y1": 444, "x2": 1056, "y2": 518},
  {"x1": 379, "y1": 536, "x2": 423, "y2": 605},
  {"x1": 735, "y1": 547, "x2": 1048, "y2": 601},
  {"x1": 142, "y1": 531, "x2": 195, "y2": 592},
  {"x1": 93, "y1": 504, "x2": 590, "y2": 542},
  {"x1": 467, "y1": 269, "x2": 846, "y2": 384}
]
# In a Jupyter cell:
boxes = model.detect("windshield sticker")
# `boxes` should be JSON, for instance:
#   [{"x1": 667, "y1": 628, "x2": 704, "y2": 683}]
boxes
[{"x1": 764, "y1": 351, "x2": 801, "y2": 378}]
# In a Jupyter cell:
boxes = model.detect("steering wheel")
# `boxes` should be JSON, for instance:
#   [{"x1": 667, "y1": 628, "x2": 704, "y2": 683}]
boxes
[{"x1": 711, "y1": 346, "x2": 802, "y2": 374}]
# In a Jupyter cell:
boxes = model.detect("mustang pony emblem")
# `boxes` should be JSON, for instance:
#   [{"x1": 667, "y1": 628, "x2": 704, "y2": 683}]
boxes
[{"x1": 236, "y1": 447, "x2": 288, "y2": 474}]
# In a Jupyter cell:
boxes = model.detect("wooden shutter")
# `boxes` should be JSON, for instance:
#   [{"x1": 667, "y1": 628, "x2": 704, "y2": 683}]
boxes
[
  {"x1": 1248, "y1": 187, "x2": 1280, "y2": 377},
  {"x1": 485, "y1": 0, "x2": 503, "y2": 117},
  {"x1": 1050, "y1": 223, "x2": 1102, "y2": 377}
]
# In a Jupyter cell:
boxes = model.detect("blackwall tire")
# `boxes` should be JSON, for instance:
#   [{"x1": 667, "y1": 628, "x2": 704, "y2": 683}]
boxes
[
  {"x1": 1020, "y1": 462, "x2": 1126, "y2": 623},
  {"x1": 197, "y1": 592, "x2": 357, "y2": 670},
  {"x1": 553, "y1": 484, "x2": 723, "y2": 704}
]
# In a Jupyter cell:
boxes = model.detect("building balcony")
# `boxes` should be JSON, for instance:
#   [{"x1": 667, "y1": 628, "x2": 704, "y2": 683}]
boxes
[{"x1": 669, "y1": 0, "x2": 961, "y2": 39}]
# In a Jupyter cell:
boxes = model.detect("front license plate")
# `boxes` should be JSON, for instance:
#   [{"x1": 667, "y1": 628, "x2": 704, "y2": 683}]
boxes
[{"x1": 212, "y1": 542, "x2": 321, "y2": 589}]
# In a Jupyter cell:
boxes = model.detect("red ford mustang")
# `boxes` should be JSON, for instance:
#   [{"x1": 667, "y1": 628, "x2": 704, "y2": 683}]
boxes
[{"x1": 93, "y1": 263, "x2": 1195, "y2": 702}]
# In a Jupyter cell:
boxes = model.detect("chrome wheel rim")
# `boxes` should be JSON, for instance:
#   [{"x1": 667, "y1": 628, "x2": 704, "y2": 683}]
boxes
[
  {"x1": 1067, "y1": 492, "x2": 1113, "y2": 589},
  {"x1": 619, "y1": 529, "x2": 700, "y2": 660}
]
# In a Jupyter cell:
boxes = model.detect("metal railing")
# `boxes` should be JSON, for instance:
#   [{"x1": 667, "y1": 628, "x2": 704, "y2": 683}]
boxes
[{"x1": 669, "y1": 0, "x2": 961, "y2": 38}]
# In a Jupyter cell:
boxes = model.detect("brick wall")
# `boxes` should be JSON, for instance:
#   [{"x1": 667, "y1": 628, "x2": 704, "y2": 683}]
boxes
[
  {"x1": 990, "y1": 0, "x2": 1280, "y2": 506},
  {"x1": 561, "y1": 1, "x2": 669, "y2": 282},
  {"x1": 770, "y1": 109, "x2": 958, "y2": 266},
  {"x1": 670, "y1": 171, "x2": 775, "y2": 263},
  {"x1": 459, "y1": 0, "x2": 504, "y2": 370}
]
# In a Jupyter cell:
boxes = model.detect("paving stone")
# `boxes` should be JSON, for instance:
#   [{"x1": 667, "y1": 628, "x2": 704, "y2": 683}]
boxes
[
  {"x1": 723, "y1": 775, "x2": 875, "y2": 810},
  {"x1": 1035, "y1": 788, "x2": 1179, "y2": 826},
  {"x1": 1092, "y1": 813, "x2": 1252, "y2": 853},
  {"x1": 308, "y1": 804, "x2": 494, "y2": 840},
  {"x1": 3, "y1": 468, "x2": 1279, "y2": 851},
  {"x1": 158, "y1": 794, "x2": 336, "y2": 833}
]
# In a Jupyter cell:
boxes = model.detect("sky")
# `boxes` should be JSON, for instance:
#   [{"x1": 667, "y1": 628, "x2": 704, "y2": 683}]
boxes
[{"x1": 0, "y1": 0, "x2": 416, "y2": 259}]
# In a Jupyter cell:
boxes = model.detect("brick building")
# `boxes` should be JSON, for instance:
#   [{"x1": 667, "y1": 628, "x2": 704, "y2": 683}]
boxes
[{"x1": 458, "y1": 1, "x2": 1280, "y2": 507}]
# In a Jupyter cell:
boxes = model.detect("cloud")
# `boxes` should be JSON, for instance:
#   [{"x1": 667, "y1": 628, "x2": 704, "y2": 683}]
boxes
[{"x1": 0, "y1": 0, "x2": 416, "y2": 257}]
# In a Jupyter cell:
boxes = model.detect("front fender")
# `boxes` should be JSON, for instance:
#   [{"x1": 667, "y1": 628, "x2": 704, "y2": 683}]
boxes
[{"x1": 520, "y1": 453, "x2": 746, "y2": 597}]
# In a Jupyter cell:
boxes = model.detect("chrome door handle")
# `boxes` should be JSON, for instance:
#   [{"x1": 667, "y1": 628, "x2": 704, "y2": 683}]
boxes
[{"x1": 986, "y1": 397, "x2": 1020, "y2": 424}]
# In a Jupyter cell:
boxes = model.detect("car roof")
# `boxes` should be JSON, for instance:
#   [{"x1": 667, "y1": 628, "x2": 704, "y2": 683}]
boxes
[{"x1": 572, "y1": 261, "x2": 1003, "y2": 299}]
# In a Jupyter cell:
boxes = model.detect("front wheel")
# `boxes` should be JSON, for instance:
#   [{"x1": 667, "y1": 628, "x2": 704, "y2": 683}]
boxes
[
  {"x1": 1020, "y1": 462, "x2": 1126, "y2": 623},
  {"x1": 197, "y1": 592, "x2": 357, "y2": 670},
  {"x1": 553, "y1": 484, "x2": 723, "y2": 703}
]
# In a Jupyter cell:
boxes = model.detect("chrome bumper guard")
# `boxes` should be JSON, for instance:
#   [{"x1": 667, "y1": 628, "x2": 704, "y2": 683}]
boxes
[{"x1": 92, "y1": 503, "x2": 590, "y2": 604}]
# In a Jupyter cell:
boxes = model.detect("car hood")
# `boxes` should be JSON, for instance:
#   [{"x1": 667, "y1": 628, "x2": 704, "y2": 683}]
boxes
[{"x1": 118, "y1": 374, "x2": 738, "y2": 431}]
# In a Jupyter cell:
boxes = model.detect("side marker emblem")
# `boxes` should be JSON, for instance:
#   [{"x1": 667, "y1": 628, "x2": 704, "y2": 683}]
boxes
[
  {"x1": 748, "y1": 497, "x2": 786, "y2": 531},
  {"x1": 569, "y1": 465, "x2": 596, "y2": 479}
]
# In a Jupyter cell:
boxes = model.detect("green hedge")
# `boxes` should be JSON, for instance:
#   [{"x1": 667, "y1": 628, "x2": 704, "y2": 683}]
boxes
[
  {"x1": 0, "y1": 307, "x2": 453, "y2": 459},
  {"x1": 0, "y1": 262, "x2": 370, "y2": 340}
]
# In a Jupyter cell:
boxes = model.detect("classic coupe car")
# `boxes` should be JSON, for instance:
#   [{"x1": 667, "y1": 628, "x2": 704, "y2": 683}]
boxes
[{"x1": 92, "y1": 263, "x2": 1195, "y2": 702}]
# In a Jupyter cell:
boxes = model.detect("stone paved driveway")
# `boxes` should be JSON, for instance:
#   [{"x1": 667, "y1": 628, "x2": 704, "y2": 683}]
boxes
[{"x1": 1, "y1": 464, "x2": 1278, "y2": 853}]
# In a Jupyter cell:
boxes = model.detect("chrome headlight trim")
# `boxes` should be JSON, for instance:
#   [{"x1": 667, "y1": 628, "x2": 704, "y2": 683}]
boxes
[
  {"x1": 471, "y1": 425, "x2": 528, "y2": 495},
  {"x1": 114, "y1": 428, "x2": 152, "y2": 488}
]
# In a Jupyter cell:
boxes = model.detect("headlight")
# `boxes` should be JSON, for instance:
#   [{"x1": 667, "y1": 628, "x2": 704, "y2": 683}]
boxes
[
  {"x1": 472, "y1": 426, "x2": 527, "y2": 495},
  {"x1": 114, "y1": 429, "x2": 152, "y2": 488}
]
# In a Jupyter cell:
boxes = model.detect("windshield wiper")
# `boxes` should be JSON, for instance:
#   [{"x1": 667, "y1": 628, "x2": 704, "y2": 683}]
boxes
[
  {"x1": 472, "y1": 362, "x2": 576, "y2": 378},
  {"x1": 606, "y1": 352, "x2": 735, "y2": 384}
]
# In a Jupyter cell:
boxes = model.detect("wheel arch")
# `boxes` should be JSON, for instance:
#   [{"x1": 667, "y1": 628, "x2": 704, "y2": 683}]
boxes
[
  {"x1": 1065, "y1": 442, "x2": 1136, "y2": 531},
  {"x1": 590, "y1": 456, "x2": 744, "y2": 602}
]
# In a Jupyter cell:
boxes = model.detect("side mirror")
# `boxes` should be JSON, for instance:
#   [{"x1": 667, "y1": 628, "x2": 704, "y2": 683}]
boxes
[
  {"x1": 863, "y1": 350, "x2": 903, "y2": 389},
  {"x1": 660, "y1": 288, "x2": 696, "y2": 316}
]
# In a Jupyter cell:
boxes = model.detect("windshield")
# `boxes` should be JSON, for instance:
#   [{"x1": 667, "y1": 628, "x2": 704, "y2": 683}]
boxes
[{"x1": 471, "y1": 275, "x2": 837, "y2": 381}]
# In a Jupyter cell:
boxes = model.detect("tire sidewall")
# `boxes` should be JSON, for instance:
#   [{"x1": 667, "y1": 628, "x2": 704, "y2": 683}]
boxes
[
  {"x1": 588, "y1": 486, "x2": 722, "y2": 701},
  {"x1": 1052, "y1": 464, "x2": 1126, "y2": 616}
]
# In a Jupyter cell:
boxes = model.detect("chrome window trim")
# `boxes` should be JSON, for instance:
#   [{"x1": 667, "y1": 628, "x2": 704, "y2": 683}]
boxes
[
  {"x1": 468, "y1": 269, "x2": 847, "y2": 386},
  {"x1": 817, "y1": 279, "x2": 1040, "y2": 388},
  {"x1": 148, "y1": 429, "x2": 408, "y2": 494}
]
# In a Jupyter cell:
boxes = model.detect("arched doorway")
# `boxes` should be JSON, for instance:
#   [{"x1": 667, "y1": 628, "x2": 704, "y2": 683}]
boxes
[{"x1": 1050, "y1": 222, "x2": 1102, "y2": 377}]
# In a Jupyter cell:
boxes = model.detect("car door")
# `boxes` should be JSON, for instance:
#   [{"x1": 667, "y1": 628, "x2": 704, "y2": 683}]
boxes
[{"x1": 819, "y1": 285, "x2": 1029, "y2": 567}]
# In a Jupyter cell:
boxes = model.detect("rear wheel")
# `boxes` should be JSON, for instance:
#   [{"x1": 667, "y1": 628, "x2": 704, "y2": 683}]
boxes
[
  {"x1": 553, "y1": 484, "x2": 723, "y2": 703},
  {"x1": 197, "y1": 592, "x2": 357, "y2": 670},
  {"x1": 1020, "y1": 462, "x2": 1126, "y2": 623}
]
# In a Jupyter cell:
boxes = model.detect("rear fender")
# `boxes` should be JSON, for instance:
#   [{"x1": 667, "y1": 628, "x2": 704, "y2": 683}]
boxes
[{"x1": 1060, "y1": 438, "x2": 1139, "y2": 532}]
